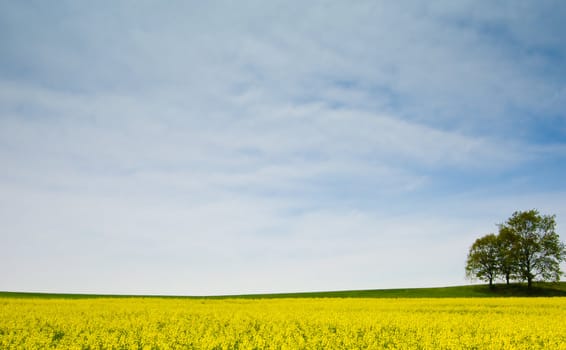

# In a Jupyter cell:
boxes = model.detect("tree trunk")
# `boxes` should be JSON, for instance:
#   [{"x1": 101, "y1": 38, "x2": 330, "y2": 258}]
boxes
[
  {"x1": 505, "y1": 273, "x2": 510, "y2": 285},
  {"x1": 489, "y1": 277, "x2": 493, "y2": 288},
  {"x1": 527, "y1": 276, "x2": 532, "y2": 289}
]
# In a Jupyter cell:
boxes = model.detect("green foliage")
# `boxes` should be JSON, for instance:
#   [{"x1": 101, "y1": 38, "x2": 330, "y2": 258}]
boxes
[
  {"x1": 465, "y1": 233, "x2": 500, "y2": 287},
  {"x1": 500, "y1": 210, "x2": 565, "y2": 288},
  {"x1": 466, "y1": 210, "x2": 566, "y2": 288},
  {"x1": 497, "y1": 226, "x2": 519, "y2": 284}
]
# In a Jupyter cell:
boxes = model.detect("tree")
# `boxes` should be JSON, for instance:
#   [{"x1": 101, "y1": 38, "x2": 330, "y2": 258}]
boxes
[
  {"x1": 499, "y1": 210, "x2": 566, "y2": 289},
  {"x1": 465, "y1": 233, "x2": 500, "y2": 288},
  {"x1": 496, "y1": 227, "x2": 519, "y2": 285}
]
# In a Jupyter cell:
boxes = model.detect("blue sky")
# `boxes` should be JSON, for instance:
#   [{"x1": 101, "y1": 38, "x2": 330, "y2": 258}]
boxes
[{"x1": 1, "y1": 1, "x2": 565, "y2": 295}]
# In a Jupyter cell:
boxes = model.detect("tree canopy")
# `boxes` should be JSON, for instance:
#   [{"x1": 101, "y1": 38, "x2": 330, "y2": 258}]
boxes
[
  {"x1": 466, "y1": 210, "x2": 565, "y2": 288},
  {"x1": 465, "y1": 233, "x2": 499, "y2": 287}
]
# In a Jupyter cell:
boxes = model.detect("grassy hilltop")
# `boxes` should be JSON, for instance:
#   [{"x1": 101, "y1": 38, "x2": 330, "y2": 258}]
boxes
[
  {"x1": 223, "y1": 282, "x2": 566, "y2": 299},
  {"x1": 1, "y1": 282, "x2": 565, "y2": 299}
]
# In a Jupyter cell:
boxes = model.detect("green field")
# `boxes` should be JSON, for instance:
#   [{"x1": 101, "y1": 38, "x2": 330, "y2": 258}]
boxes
[{"x1": 2, "y1": 282, "x2": 565, "y2": 299}]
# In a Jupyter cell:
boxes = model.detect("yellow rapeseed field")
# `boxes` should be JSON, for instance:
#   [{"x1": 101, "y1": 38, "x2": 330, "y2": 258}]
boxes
[{"x1": 1, "y1": 297, "x2": 565, "y2": 349}]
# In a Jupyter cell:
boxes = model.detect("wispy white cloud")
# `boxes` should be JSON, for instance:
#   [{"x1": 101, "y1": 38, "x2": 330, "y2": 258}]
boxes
[
  {"x1": 0, "y1": 82, "x2": 527, "y2": 203},
  {"x1": 1, "y1": 1, "x2": 565, "y2": 294}
]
